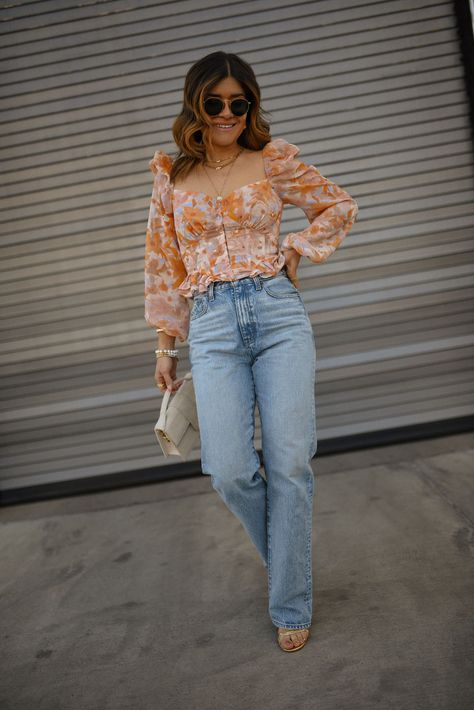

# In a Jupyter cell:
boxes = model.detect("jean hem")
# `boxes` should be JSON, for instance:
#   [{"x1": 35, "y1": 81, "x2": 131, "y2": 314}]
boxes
[{"x1": 271, "y1": 620, "x2": 312, "y2": 630}]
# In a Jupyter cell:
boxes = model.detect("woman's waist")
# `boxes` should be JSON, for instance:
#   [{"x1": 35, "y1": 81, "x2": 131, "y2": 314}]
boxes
[
  {"x1": 179, "y1": 253, "x2": 287, "y2": 298},
  {"x1": 205, "y1": 265, "x2": 290, "y2": 294}
]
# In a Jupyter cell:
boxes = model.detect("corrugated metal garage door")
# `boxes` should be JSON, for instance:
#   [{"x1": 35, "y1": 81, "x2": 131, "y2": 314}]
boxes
[{"x1": 1, "y1": 0, "x2": 473, "y2": 499}]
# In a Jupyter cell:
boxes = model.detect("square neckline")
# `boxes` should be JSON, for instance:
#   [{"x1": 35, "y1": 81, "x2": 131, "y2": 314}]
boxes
[
  {"x1": 172, "y1": 177, "x2": 271, "y2": 202},
  {"x1": 171, "y1": 142, "x2": 275, "y2": 202}
]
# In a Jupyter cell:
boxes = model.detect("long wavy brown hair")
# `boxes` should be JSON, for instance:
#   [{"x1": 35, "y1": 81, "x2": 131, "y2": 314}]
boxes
[{"x1": 169, "y1": 51, "x2": 272, "y2": 184}]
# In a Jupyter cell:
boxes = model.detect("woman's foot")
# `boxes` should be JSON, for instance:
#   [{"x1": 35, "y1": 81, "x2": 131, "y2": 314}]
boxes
[{"x1": 277, "y1": 626, "x2": 310, "y2": 651}]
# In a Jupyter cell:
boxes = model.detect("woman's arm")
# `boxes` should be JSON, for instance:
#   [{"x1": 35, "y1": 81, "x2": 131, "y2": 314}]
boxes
[
  {"x1": 271, "y1": 141, "x2": 359, "y2": 263},
  {"x1": 144, "y1": 171, "x2": 190, "y2": 344}
]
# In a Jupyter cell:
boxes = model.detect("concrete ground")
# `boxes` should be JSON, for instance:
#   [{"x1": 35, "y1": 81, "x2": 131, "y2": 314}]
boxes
[{"x1": 0, "y1": 432, "x2": 473, "y2": 710}]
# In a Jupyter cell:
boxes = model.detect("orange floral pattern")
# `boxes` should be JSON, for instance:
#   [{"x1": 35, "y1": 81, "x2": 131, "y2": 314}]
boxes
[{"x1": 145, "y1": 137, "x2": 358, "y2": 342}]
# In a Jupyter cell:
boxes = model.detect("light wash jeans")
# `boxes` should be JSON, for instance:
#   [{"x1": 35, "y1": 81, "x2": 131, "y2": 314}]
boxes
[{"x1": 188, "y1": 267, "x2": 317, "y2": 630}]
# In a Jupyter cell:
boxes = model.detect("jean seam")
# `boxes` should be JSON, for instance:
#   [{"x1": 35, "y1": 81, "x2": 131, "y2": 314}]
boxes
[
  {"x1": 190, "y1": 300, "x2": 208, "y2": 321},
  {"x1": 266, "y1": 493, "x2": 272, "y2": 593},
  {"x1": 304, "y1": 470, "x2": 314, "y2": 610},
  {"x1": 262, "y1": 289, "x2": 301, "y2": 300}
]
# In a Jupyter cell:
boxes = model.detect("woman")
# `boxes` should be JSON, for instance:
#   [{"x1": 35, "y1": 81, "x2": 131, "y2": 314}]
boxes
[{"x1": 145, "y1": 51, "x2": 358, "y2": 652}]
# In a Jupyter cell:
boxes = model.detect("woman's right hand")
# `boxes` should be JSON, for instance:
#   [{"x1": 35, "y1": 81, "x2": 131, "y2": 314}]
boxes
[
  {"x1": 155, "y1": 356, "x2": 183, "y2": 393},
  {"x1": 282, "y1": 247, "x2": 301, "y2": 288}
]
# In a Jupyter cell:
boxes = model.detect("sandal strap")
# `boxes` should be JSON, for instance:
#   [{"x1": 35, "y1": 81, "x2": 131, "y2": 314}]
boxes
[{"x1": 278, "y1": 628, "x2": 310, "y2": 637}]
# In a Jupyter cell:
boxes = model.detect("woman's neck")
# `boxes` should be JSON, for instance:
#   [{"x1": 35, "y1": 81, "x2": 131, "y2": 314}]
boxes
[{"x1": 206, "y1": 144, "x2": 243, "y2": 162}]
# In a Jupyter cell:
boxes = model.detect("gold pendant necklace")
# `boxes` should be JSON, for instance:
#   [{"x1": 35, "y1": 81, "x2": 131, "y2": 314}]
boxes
[{"x1": 203, "y1": 148, "x2": 244, "y2": 201}]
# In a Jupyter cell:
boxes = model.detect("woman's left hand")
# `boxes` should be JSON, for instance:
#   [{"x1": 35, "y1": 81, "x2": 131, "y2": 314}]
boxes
[{"x1": 282, "y1": 247, "x2": 301, "y2": 288}]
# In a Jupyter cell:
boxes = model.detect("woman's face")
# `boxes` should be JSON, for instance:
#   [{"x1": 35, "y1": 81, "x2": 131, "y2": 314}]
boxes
[{"x1": 202, "y1": 76, "x2": 248, "y2": 149}]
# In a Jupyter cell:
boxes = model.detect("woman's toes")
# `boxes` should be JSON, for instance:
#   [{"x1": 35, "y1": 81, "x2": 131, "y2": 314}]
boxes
[
  {"x1": 279, "y1": 627, "x2": 309, "y2": 649},
  {"x1": 279, "y1": 628, "x2": 295, "y2": 648},
  {"x1": 292, "y1": 630, "x2": 308, "y2": 646}
]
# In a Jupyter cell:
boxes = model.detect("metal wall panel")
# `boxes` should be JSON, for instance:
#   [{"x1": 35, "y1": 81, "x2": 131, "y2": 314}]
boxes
[{"x1": 1, "y1": 0, "x2": 473, "y2": 494}]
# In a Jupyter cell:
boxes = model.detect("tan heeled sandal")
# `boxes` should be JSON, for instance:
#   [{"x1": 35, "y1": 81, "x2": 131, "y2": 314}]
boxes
[{"x1": 277, "y1": 626, "x2": 311, "y2": 652}]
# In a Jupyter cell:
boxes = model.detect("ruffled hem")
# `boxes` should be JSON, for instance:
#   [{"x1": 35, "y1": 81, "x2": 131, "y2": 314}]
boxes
[{"x1": 177, "y1": 252, "x2": 287, "y2": 298}]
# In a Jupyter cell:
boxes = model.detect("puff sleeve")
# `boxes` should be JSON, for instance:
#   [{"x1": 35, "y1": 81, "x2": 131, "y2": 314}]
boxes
[
  {"x1": 144, "y1": 150, "x2": 190, "y2": 342},
  {"x1": 265, "y1": 138, "x2": 359, "y2": 263}
]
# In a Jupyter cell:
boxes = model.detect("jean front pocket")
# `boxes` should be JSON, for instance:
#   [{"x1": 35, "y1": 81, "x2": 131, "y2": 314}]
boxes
[
  {"x1": 190, "y1": 294, "x2": 209, "y2": 321},
  {"x1": 261, "y1": 272, "x2": 301, "y2": 299}
]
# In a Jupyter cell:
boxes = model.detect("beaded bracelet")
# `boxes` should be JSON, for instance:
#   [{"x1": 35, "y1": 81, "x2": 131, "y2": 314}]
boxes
[
  {"x1": 155, "y1": 327, "x2": 178, "y2": 359},
  {"x1": 155, "y1": 348, "x2": 179, "y2": 360}
]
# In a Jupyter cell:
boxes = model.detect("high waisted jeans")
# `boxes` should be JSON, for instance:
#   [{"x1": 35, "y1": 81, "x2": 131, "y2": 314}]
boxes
[{"x1": 188, "y1": 267, "x2": 317, "y2": 630}]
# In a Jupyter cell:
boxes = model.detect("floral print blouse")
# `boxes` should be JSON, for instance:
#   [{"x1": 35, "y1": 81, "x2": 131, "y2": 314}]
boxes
[{"x1": 145, "y1": 137, "x2": 358, "y2": 342}]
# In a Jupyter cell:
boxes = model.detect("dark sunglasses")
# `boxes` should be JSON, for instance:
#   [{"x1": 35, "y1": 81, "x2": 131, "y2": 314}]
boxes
[{"x1": 203, "y1": 97, "x2": 251, "y2": 117}]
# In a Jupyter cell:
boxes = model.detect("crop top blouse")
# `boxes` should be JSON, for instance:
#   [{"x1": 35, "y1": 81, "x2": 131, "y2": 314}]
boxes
[{"x1": 145, "y1": 137, "x2": 359, "y2": 342}]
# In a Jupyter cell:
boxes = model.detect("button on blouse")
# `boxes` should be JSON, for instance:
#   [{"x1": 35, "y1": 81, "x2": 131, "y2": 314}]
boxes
[{"x1": 145, "y1": 137, "x2": 359, "y2": 342}]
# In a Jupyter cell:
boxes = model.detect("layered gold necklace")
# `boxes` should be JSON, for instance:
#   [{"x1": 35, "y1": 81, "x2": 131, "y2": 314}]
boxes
[
  {"x1": 204, "y1": 148, "x2": 242, "y2": 170},
  {"x1": 202, "y1": 147, "x2": 245, "y2": 201}
]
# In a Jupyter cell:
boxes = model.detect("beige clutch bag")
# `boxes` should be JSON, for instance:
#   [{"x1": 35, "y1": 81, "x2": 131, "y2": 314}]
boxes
[{"x1": 154, "y1": 371, "x2": 200, "y2": 460}]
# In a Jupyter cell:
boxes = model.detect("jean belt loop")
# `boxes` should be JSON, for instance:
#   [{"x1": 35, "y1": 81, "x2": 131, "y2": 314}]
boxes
[
  {"x1": 208, "y1": 281, "x2": 215, "y2": 301},
  {"x1": 253, "y1": 275, "x2": 263, "y2": 291}
]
